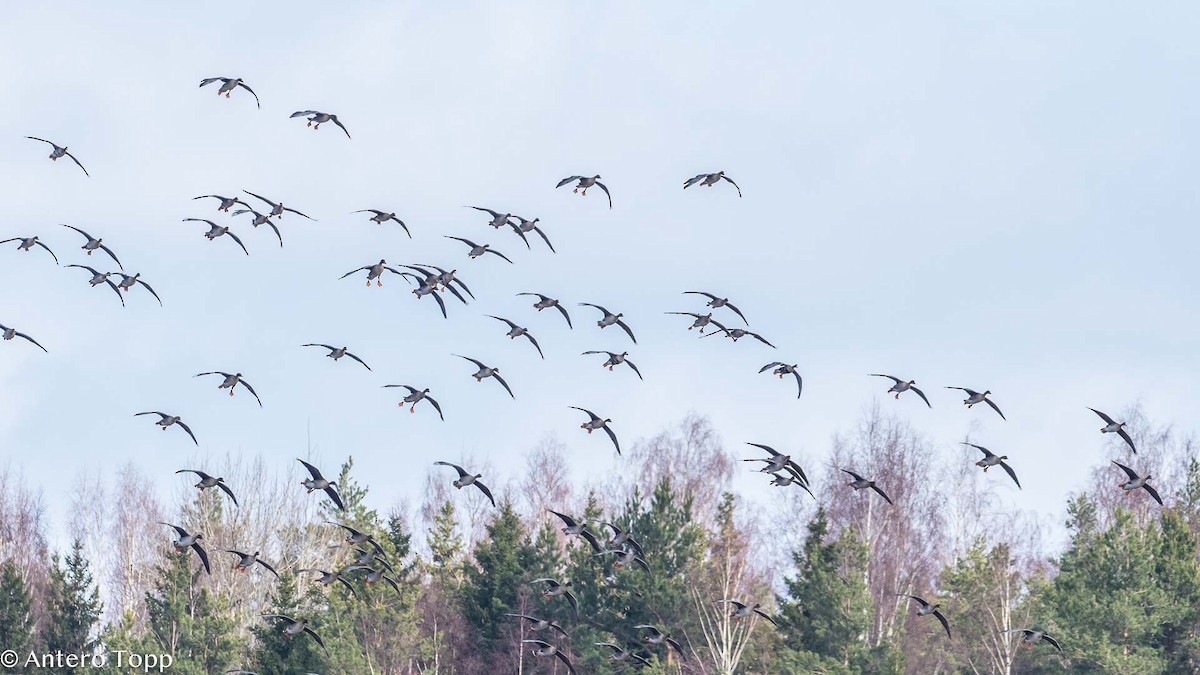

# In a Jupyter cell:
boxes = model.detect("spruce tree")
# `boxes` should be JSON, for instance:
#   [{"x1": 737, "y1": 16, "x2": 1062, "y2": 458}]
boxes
[
  {"x1": 43, "y1": 539, "x2": 103, "y2": 671},
  {"x1": 0, "y1": 562, "x2": 34, "y2": 673}
]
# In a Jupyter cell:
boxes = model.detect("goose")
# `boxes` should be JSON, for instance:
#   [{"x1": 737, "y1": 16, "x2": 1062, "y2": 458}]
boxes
[
  {"x1": 704, "y1": 323, "x2": 776, "y2": 347},
  {"x1": 570, "y1": 407, "x2": 620, "y2": 454},
  {"x1": 175, "y1": 469, "x2": 238, "y2": 506},
  {"x1": 414, "y1": 262, "x2": 474, "y2": 299},
  {"x1": 1003, "y1": 628, "x2": 1064, "y2": 655},
  {"x1": 61, "y1": 224, "x2": 122, "y2": 268},
  {"x1": 595, "y1": 643, "x2": 650, "y2": 666},
  {"x1": 193, "y1": 194, "x2": 252, "y2": 213},
  {"x1": 1112, "y1": 461, "x2": 1163, "y2": 505},
  {"x1": 194, "y1": 371, "x2": 262, "y2": 407},
  {"x1": 260, "y1": 615, "x2": 328, "y2": 653},
  {"x1": 486, "y1": 316, "x2": 544, "y2": 358},
  {"x1": 289, "y1": 110, "x2": 351, "y2": 138},
  {"x1": 518, "y1": 293, "x2": 572, "y2": 328},
  {"x1": 183, "y1": 218, "x2": 249, "y2": 255},
  {"x1": 341, "y1": 260, "x2": 405, "y2": 287},
  {"x1": 759, "y1": 362, "x2": 803, "y2": 398},
  {"x1": 444, "y1": 236, "x2": 513, "y2": 263},
  {"x1": 403, "y1": 275, "x2": 450, "y2": 319},
  {"x1": 579, "y1": 303, "x2": 636, "y2": 343},
  {"x1": 964, "y1": 443, "x2": 1020, "y2": 488},
  {"x1": 328, "y1": 522, "x2": 384, "y2": 554},
  {"x1": 382, "y1": 385, "x2": 444, "y2": 420},
  {"x1": 135, "y1": 412, "x2": 198, "y2": 445},
  {"x1": 744, "y1": 443, "x2": 809, "y2": 485},
  {"x1": 349, "y1": 548, "x2": 395, "y2": 574},
  {"x1": 581, "y1": 350, "x2": 642, "y2": 379},
  {"x1": 161, "y1": 523, "x2": 211, "y2": 574},
  {"x1": 504, "y1": 613, "x2": 570, "y2": 638},
  {"x1": 0, "y1": 324, "x2": 48, "y2": 352},
  {"x1": 530, "y1": 578, "x2": 578, "y2": 615},
  {"x1": 434, "y1": 461, "x2": 496, "y2": 507},
  {"x1": 683, "y1": 291, "x2": 748, "y2": 324},
  {"x1": 666, "y1": 311, "x2": 716, "y2": 331},
  {"x1": 466, "y1": 206, "x2": 517, "y2": 229},
  {"x1": 242, "y1": 190, "x2": 314, "y2": 220},
  {"x1": 635, "y1": 625, "x2": 687, "y2": 660},
  {"x1": 399, "y1": 265, "x2": 468, "y2": 305},
  {"x1": 353, "y1": 210, "x2": 411, "y2": 237},
  {"x1": 222, "y1": 550, "x2": 280, "y2": 578},
  {"x1": 870, "y1": 374, "x2": 932, "y2": 408},
  {"x1": 198, "y1": 77, "x2": 260, "y2": 107},
  {"x1": 65, "y1": 265, "x2": 124, "y2": 306},
  {"x1": 594, "y1": 547, "x2": 649, "y2": 573},
  {"x1": 112, "y1": 273, "x2": 162, "y2": 305},
  {"x1": 841, "y1": 469, "x2": 893, "y2": 504},
  {"x1": 716, "y1": 600, "x2": 777, "y2": 626},
  {"x1": 603, "y1": 523, "x2": 644, "y2": 558},
  {"x1": 556, "y1": 175, "x2": 612, "y2": 208},
  {"x1": 521, "y1": 640, "x2": 577, "y2": 674},
  {"x1": 0, "y1": 236, "x2": 58, "y2": 263},
  {"x1": 1089, "y1": 408, "x2": 1137, "y2": 453},
  {"x1": 683, "y1": 171, "x2": 741, "y2": 197},
  {"x1": 898, "y1": 594, "x2": 951, "y2": 638},
  {"x1": 344, "y1": 565, "x2": 401, "y2": 594},
  {"x1": 453, "y1": 355, "x2": 514, "y2": 398},
  {"x1": 946, "y1": 387, "x2": 1005, "y2": 420},
  {"x1": 230, "y1": 208, "x2": 284, "y2": 247},
  {"x1": 298, "y1": 459, "x2": 345, "y2": 510},
  {"x1": 768, "y1": 471, "x2": 815, "y2": 498},
  {"x1": 302, "y1": 344, "x2": 371, "y2": 371},
  {"x1": 296, "y1": 568, "x2": 357, "y2": 599},
  {"x1": 26, "y1": 137, "x2": 88, "y2": 176},
  {"x1": 547, "y1": 510, "x2": 603, "y2": 552},
  {"x1": 508, "y1": 216, "x2": 555, "y2": 252}
]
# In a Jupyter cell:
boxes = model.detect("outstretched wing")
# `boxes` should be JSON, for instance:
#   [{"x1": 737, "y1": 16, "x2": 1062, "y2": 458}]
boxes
[
  {"x1": 237, "y1": 379, "x2": 263, "y2": 407},
  {"x1": 683, "y1": 174, "x2": 707, "y2": 189},
  {"x1": 721, "y1": 174, "x2": 743, "y2": 197},
  {"x1": 176, "y1": 420, "x2": 199, "y2": 446},
  {"x1": 603, "y1": 425, "x2": 621, "y2": 455},
  {"x1": 985, "y1": 398, "x2": 1006, "y2": 420},
  {"x1": 556, "y1": 176, "x2": 583, "y2": 188},
  {"x1": 910, "y1": 385, "x2": 932, "y2": 408},
  {"x1": 870, "y1": 484, "x2": 893, "y2": 505},
  {"x1": 434, "y1": 461, "x2": 469, "y2": 479},
  {"x1": 1088, "y1": 407, "x2": 1116, "y2": 425},
  {"x1": 344, "y1": 351, "x2": 372, "y2": 371},
  {"x1": 216, "y1": 481, "x2": 240, "y2": 506},
  {"x1": 492, "y1": 372, "x2": 515, "y2": 398},
  {"x1": 595, "y1": 181, "x2": 613, "y2": 208},
  {"x1": 135, "y1": 278, "x2": 163, "y2": 305},
  {"x1": 1142, "y1": 483, "x2": 1164, "y2": 505},
  {"x1": 235, "y1": 81, "x2": 261, "y2": 108},
  {"x1": 485, "y1": 247, "x2": 514, "y2": 264},
  {"x1": 331, "y1": 116, "x2": 351, "y2": 139},
  {"x1": 615, "y1": 319, "x2": 637, "y2": 344},
  {"x1": 192, "y1": 543, "x2": 212, "y2": 574},
  {"x1": 625, "y1": 359, "x2": 643, "y2": 380},
  {"x1": 554, "y1": 303, "x2": 573, "y2": 328},
  {"x1": 474, "y1": 481, "x2": 497, "y2": 507},
  {"x1": 298, "y1": 459, "x2": 324, "y2": 481},
  {"x1": 324, "y1": 486, "x2": 346, "y2": 511},
  {"x1": 225, "y1": 230, "x2": 250, "y2": 255},
  {"x1": 1111, "y1": 461, "x2": 1138, "y2": 482},
  {"x1": 932, "y1": 610, "x2": 952, "y2": 639},
  {"x1": 64, "y1": 151, "x2": 89, "y2": 177},
  {"x1": 570, "y1": 406, "x2": 601, "y2": 422},
  {"x1": 999, "y1": 461, "x2": 1022, "y2": 489},
  {"x1": 33, "y1": 240, "x2": 60, "y2": 264},
  {"x1": 1117, "y1": 428, "x2": 1137, "y2": 454},
  {"x1": 790, "y1": 370, "x2": 803, "y2": 398}
]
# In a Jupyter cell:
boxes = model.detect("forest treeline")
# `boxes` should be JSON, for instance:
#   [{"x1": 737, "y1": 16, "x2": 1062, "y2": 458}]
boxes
[{"x1": 0, "y1": 405, "x2": 1197, "y2": 674}]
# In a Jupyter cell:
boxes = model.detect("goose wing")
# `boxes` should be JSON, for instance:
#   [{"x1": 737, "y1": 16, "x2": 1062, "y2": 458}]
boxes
[
  {"x1": 998, "y1": 461, "x2": 1021, "y2": 489},
  {"x1": 595, "y1": 180, "x2": 613, "y2": 208},
  {"x1": 235, "y1": 81, "x2": 261, "y2": 108},
  {"x1": 176, "y1": 420, "x2": 199, "y2": 445},
  {"x1": 298, "y1": 459, "x2": 325, "y2": 481},
  {"x1": 492, "y1": 372, "x2": 515, "y2": 398},
  {"x1": 932, "y1": 610, "x2": 952, "y2": 639},
  {"x1": 192, "y1": 542, "x2": 212, "y2": 574},
  {"x1": 434, "y1": 461, "x2": 469, "y2": 479},
  {"x1": 1112, "y1": 460, "x2": 1139, "y2": 481},
  {"x1": 344, "y1": 351, "x2": 372, "y2": 370},
  {"x1": 64, "y1": 150, "x2": 89, "y2": 177},
  {"x1": 910, "y1": 385, "x2": 932, "y2": 408},
  {"x1": 556, "y1": 176, "x2": 583, "y2": 188},
  {"x1": 721, "y1": 174, "x2": 743, "y2": 197},
  {"x1": 324, "y1": 485, "x2": 346, "y2": 511},
  {"x1": 237, "y1": 379, "x2": 263, "y2": 407},
  {"x1": 485, "y1": 247, "x2": 514, "y2": 264},
  {"x1": 474, "y1": 480, "x2": 496, "y2": 507},
  {"x1": 985, "y1": 397, "x2": 1006, "y2": 420}
]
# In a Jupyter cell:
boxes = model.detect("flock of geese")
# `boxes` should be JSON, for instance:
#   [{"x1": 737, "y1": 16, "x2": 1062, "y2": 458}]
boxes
[{"x1": 2, "y1": 73, "x2": 1153, "y2": 672}]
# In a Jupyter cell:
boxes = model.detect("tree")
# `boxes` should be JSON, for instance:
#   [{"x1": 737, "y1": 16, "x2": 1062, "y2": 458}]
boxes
[
  {"x1": 43, "y1": 539, "x2": 103, "y2": 671},
  {"x1": 0, "y1": 561, "x2": 34, "y2": 673},
  {"x1": 251, "y1": 573, "x2": 329, "y2": 675}
]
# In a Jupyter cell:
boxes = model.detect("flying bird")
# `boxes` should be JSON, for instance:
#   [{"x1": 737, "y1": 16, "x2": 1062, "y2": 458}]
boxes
[
  {"x1": 296, "y1": 568, "x2": 358, "y2": 599},
  {"x1": 193, "y1": 194, "x2": 252, "y2": 213},
  {"x1": 504, "y1": 613, "x2": 570, "y2": 639},
  {"x1": 414, "y1": 263, "x2": 474, "y2": 300},
  {"x1": 635, "y1": 625, "x2": 687, "y2": 661},
  {"x1": 183, "y1": 218, "x2": 249, "y2": 255},
  {"x1": 521, "y1": 640, "x2": 577, "y2": 674},
  {"x1": 1112, "y1": 461, "x2": 1163, "y2": 505},
  {"x1": 434, "y1": 461, "x2": 496, "y2": 507},
  {"x1": 61, "y1": 224, "x2": 122, "y2": 268},
  {"x1": 0, "y1": 324, "x2": 48, "y2": 352},
  {"x1": 26, "y1": 137, "x2": 88, "y2": 176},
  {"x1": 579, "y1": 303, "x2": 636, "y2": 343},
  {"x1": 454, "y1": 355, "x2": 514, "y2": 398},
  {"x1": 302, "y1": 344, "x2": 371, "y2": 370},
  {"x1": 486, "y1": 316, "x2": 543, "y2": 358},
  {"x1": 947, "y1": 387, "x2": 1005, "y2": 420},
  {"x1": 242, "y1": 190, "x2": 314, "y2": 220},
  {"x1": 666, "y1": 311, "x2": 719, "y2": 331},
  {"x1": 341, "y1": 259, "x2": 405, "y2": 287},
  {"x1": 683, "y1": 171, "x2": 742, "y2": 197},
  {"x1": 175, "y1": 470, "x2": 238, "y2": 506},
  {"x1": 290, "y1": 110, "x2": 351, "y2": 138},
  {"x1": 344, "y1": 566, "x2": 401, "y2": 594},
  {"x1": 135, "y1": 412, "x2": 198, "y2": 445},
  {"x1": 466, "y1": 206, "x2": 517, "y2": 229},
  {"x1": 1089, "y1": 408, "x2": 1137, "y2": 453},
  {"x1": 231, "y1": 208, "x2": 284, "y2": 247},
  {"x1": 603, "y1": 523, "x2": 645, "y2": 558},
  {"x1": 704, "y1": 323, "x2": 776, "y2": 347},
  {"x1": 759, "y1": 362, "x2": 803, "y2": 398},
  {"x1": 353, "y1": 210, "x2": 411, "y2": 237},
  {"x1": 161, "y1": 523, "x2": 210, "y2": 574},
  {"x1": 570, "y1": 407, "x2": 620, "y2": 455},
  {"x1": 581, "y1": 351, "x2": 642, "y2": 379},
  {"x1": 556, "y1": 175, "x2": 612, "y2": 208},
  {"x1": 112, "y1": 273, "x2": 162, "y2": 305},
  {"x1": 508, "y1": 216, "x2": 555, "y2": 252},
  {"x1": 594, "y1": 547, "x2": 650, "y2": 573},
  {"x1": 260, "y1": 615, "x2": 327, "y2": 653},
  {"x1": 65, "y1": 265, "x2": 124, "y2": 306},
  {"x1": 0, "y1": 236, "x2": 58, "y2": 263},
  {"x1": 547, "y1": 510, "x2": 602, "y2": 552},
  {"x1": 716, "y1": 600, "x2": 777, "y2": 626},
  {"x1": 870, "y1": 374, "x2": 932, "y2": 408},
  {"x1": 530, "y1": 578, "x2": 578, "y2": 616},
  {"x1": 444, "y1": 236, "x2": 513, "y2": 263},
  {"x1": 518, "y1": 293, "x2": 572, "y2": 328},
  {"x1": 297, "y1": 459, "x2": 345, "y2": 510},
  {"x1": 841, "y1": 469, "x2": 893, "y2": 505},
  {"x1": 198, "y1": 77, "x2": 260, "y2": 107},
  {"x1": 898, "y1": 594, "x2": 951, "y2": 639},
  {"x1": 383, "y1": 385, "x2": 444, "y2": 420},
  {"x1": 194, "y1": 371, "x2": 262, "y2": 407},
  {"x1": 1004, "y1": 628, "x2": 1064, "y2": 655},
  {"x1": 683, "y1": 291, "x2": 748, "y2": 324},
  {"x1": 222, "y1": 550, "x2": 280, "y2": 578},
  {"x1": 595, "y1": 643, "x2": 651, "y2": 666},
  {"x1": 328, "y1": 522, "x2": 385, "y2": 555},
  {"x1": 744, "y1": 443, "x2": 809, "y2": 486},
  {"x1": 964, "y1": 443, "x2": 1021, "y2": 488}
]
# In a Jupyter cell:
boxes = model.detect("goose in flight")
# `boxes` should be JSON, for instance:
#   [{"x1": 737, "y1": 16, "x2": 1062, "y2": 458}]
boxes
[
  {"x1": 135, "y1": 412, "x2": 198, "y2": 445},
  {"x1": 161, "y1": 523, "x2": 210, "y2": 574},
  {"x1": 768, "y1": 470, "x2": 814, "y2": 498},
  {"x1": 466, "y1": 206, "x2": 517, "y2": 229},
  {"x1": 547, "y1": 510, "x2": 602, "y2": 552},
  {"x1": 871, "y1": 374, "x2": 931, "y2": 408},
  {"x1": 61, "y1": 224, "x2": 122, "y2": 268},
  {"x1": 518, "y1": 293, "x2": 572, "y2": 328},
  {"x1": 405, "y1": 275, "x2": 451, "y2": 319},
  {"x1": 290, "y1": 110, "x2": 351, "y2": 138},
  {"x1": 175, "y1": 470, "x2": 238, "y2": 506},
  {"x1": 27, "y1": 137, "x2": 88, "y2": 176},
  {"x1": 964, "y1": 443, "x2": 1020, "y2": 488},
  {"x1": 353, "y1": 210, "x2": 411, "y2": 237},
  {"x1": 341, "y1": 259, "x2": 405, "y2": 287},
  {"x1": 504, "y1": 613, "x2": 570, "y2": 639},
  {"x1": 946, "y1": 387, "x2": 1005, "y2": 420},
  {"x1": 113, "y1": 273, "x2": 162, "y2": 305},
  {"x1": 398, "y1": 265, "x2": 468, "y2": 304},
  {"x1": 530, "y1": 578, "x2": 578, "y2": 616},
  {"x1": 571, "y1": 407, "x2": 620, "y2": 455},
  {"x1": 556, "y1": 175, "x2": 612, "y2": 208},
  {"x1": 582, "y1": 351, "x2": 642, "y2": 379},
  {"x1": 231, "y1": 209, "x2": 284, "y2": 247},
  {"x1": 183, "y1": 218, "x2": 249, "y2": 255},
  {"x1": 744, "y1": 443, "x2": 809, "y2": 485},
  {"x1": 344, "y1": 566, "x2": 401, "y2": 594},
  {"x1": 242, "y1": 190, "x2": 314, "y2": 220},
  {"x1": 296, "y1": 568, "x2": 358, "y2": 599},
  {"x1": 454, "y1": 355, "x2": 514, "y2": 398},
  {"x1": 414, "y1": 263, "x2": 474, "y2": 300},
  {"x1": 198, "y1": 77, "x2": 260, "y2": 107},
  {"x1": 260, "y1": 615, "x2": 328, "y2": 653},
  {"x1": 508, "y1": 216, "x2": 555, "y2": 252},
  {"x1": 383, "y1": 385, "x2": 444, "y2": 420},
  {"x1": 603, "y1": 523, "x2": 645, "y2": 558},
  {"x1": 594, "y1": 547, "x2": 649, "y2": 573},
  {"x1": 705, "y1": 323, "x2": 776, "y2": 347},
  {"x1": 486, "y1": 316, "x2": 543, "y2": 359},
  {"x1": 683, "y1": 291, "x2": 748, "y2": 324},
  {"x1": 1, "y1": 236, "x2": 58, "y2": 263},
  {"x1": 302, "y1": 344, "x2": 371, "y2": 370},
  {"x1": 684, "y1": 171, "x2": 741, "y2": 197},
  {"x1": 898, "y1": 594, "x2": 951, "y2": 638},
  {"x1": 579, "y1": 303, "x2": 636, "y2": 343},
  {"x1": 635, "y1": 625, "x2": 687, "y2": 661},
  {"x1": 194, "y1": 372, "x2": 262, "y2": 407},
  {"x1": 222, "y1": 550, "x2": 280, "y2": 578},
  {"x1": 1089, "y1": 408, "x2": 1136, "y2": 453},
  {"x1": 666, "y1": 311, "x2": 718, "y2": 331},
  {"x1": 298, "y1": 459, "x2": 345, "y2": 510},
  {"x1": 841, "y1": 469, "x2": 893, "y2": 505},
  {"x1": 444, "y1": 236, "x2": 513, "y2": 263},
  {"x1": 434, "y1": 461, "x2": 496, "y2": 507},
  {"x1": 595, "y1": 643, "x2": 650, "y2": 666},
  {"x1": 65, "y1": 265, "x2": 125, "y2": 306},
  {"x1": 716, "y1": 600, "x2": 777, "y2": 626},
  {"x1": 759, "y1": 362, "x2": 803, "y2": 398},
  {"x1": 0, "y1": 323, "x2": 48, "y2": 352},
  {"x1": 1004, "y1": 628, "x2": 1064, "y2": 655},
  {"x1": 193, "y1": 194, "x2": 252, "y2": 213},
  {"x1": 329, "y1": 522, "x2": 384, "y2": 555},
  {"x1": 521, "y1": 640, "x2": 577, "y2": 674},
  {"x1": 1112, "y1": 461, "x2": 1162, "y2": 505}
]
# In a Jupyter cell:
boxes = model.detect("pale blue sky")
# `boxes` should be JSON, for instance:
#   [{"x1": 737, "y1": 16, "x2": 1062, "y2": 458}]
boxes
[{"x1": 2, "y1": 1, "x2": 1197, "y2": 549}]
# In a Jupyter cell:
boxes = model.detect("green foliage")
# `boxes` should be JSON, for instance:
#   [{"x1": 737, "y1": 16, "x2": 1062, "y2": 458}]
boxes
[
  {"x1": 251, "y1": 573, "x2": 329, "y2": 675},
  {"x1": 43, "y1": 539, "x2": 103, "y2": 672},
  {"x1": 0, "y1": 562, "x2": 34, "y2": 673},
  {"x1": 138, "y1": 550, "x2": 244, "y2": 675}
]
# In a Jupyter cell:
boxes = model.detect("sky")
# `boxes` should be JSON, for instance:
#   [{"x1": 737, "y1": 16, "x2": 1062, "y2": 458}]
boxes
[{"x1": 1, "y1": 1, "x2": 1197, "y2": 553}]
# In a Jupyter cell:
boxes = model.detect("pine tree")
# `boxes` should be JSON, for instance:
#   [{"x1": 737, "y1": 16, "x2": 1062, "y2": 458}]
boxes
[
  {"x1": 252, "y1": 573, "x2": 329, "y2": 675},
  {"x1": 43, "y1": 539, "x2": 103, "y2": 672},
  {"x1": 0, "y1": 562, "x2": 34, "y2": 674},
  {"x1": 462, "y1": 501, "x2": 531, "y2": 642}
]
